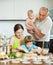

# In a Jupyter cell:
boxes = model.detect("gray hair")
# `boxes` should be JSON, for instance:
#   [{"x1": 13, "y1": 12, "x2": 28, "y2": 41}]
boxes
[{"x1": 40, "y1": 7, "x2": 49, "y2": 15}]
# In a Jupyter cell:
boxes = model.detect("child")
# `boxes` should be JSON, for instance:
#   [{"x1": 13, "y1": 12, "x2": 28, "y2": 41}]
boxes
[
  {"x1": 18, "y1": 36, "x2": 36, "y2": 53},
  {"x1": 25, "y1": 10, "x2": 36, "y2": 32},
  {"x1": 25, "y1": 10, "x2": 39, "y2": 40}
]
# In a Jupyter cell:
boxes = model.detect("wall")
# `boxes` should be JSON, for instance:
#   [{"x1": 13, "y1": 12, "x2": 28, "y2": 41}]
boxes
[
  {"x1": 0, "y1": 0, "x2": 53, "y2": 19},
  {"x1": 0, "y1": 21, "x2": 53, "y2": 38},
  {"x1": 0, "y1": 0, "x2": 53, "y2": 38},
  {"x1": 0, "y1": 21, "x2": 30, "y2": 38}
]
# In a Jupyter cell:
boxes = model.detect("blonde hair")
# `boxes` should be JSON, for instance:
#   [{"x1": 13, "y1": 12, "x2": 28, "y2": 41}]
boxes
[
  {"x1": 24, "y1": 36, "x2": 33, "y2": 44},
  {"x1": 27, "y1": 10, "x2": 33, "y2": 16}
]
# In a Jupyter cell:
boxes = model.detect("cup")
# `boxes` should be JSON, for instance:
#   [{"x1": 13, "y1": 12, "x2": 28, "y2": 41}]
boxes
[{"x1": 42, "y1": 48, "x2": 49, "y2": 55}]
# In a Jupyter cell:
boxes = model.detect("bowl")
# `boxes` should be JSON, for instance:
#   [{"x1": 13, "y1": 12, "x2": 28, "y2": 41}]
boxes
[
  {"x1": 42, "y1": 48, "x2": 49, "y2": 55},
  {"x1": 22, "y1": 61, "x2": 31, "y2": 64},
  {"x1": 11, "y1": 60, "x2": 20, "y2": 63},
  {"x1": 33, "y1": 61, "x2": 42, "y2": 64}
]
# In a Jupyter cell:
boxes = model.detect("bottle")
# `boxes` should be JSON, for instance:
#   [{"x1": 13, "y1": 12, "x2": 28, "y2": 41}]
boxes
[
  {"x1": 4, "y1": 35, "x2": 7, "y2": 44},
  {"x1": 0, "y1": 35, "x2": 2, "y2": 45},
  {"x1": 0, "y1": 35, "x2": 3, "y2": 54},
  {"x1": 10, "y1": 45, "x2": 12, "y2": 53},
  {"x1": 6, "y1": 44, "x2": 10, "y2": 55},
  {"x1": 3, "y1": 35, "x2": 7, "y2": 54}
]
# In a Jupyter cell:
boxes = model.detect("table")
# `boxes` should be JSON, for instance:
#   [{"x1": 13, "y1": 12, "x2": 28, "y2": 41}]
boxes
[
  {"x1": 0, "y1": 59, "x2": 53, "y2": 65},
  {"x1": 0, "y1": 54, "x2": 53, "y2": 65}
]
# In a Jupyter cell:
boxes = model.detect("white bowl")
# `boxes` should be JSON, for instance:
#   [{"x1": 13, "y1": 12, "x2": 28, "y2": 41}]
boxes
[
  {"x1": 15, "y1": 58, "x2": 22, "y2": 61},
  {"x1": 11, "y1": 60, "x2": 20, "y2": 63},
  {"x1": 33, "y1": 61, "x2": 42, "y2": 64},
  {"x1": 37, "y1": 55, "x2": 49, "y2": 60},
  {"x1": 42, "y1": 48, "x2": 49, "y2": 54},
  {"x1": 22, "y1": 61, "x2": 31, "y2": 64},
  {"x1": 36, "y1": 59, "x2": 41, "y2": 61}
]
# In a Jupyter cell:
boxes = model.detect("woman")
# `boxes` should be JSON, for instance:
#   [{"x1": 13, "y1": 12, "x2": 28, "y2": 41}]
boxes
[{"x1": 9, "y1": 24, "x2": 24, "y2": 49}]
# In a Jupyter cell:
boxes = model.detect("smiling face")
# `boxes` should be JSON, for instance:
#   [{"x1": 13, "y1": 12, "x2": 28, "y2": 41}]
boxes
[
  {"x1": 28, "y1": 13, "x2": 34, "y2": 20},
  {"x1": 15, "y1": 28, "x2": 24, "y2": 39},
  {"x1": 14, "y1": 24, "x2": 24, "y2": 39},
  {"x1": 27, "y1": 10, "x2": 34, "y2": 20}
]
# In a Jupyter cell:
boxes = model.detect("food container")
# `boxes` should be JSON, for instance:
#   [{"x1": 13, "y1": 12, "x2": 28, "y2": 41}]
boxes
[
  {"x1": 42, "y1": 48, "x2": 49, "y2": 55},
  {"x1": 11, "y1": 60, "x2": 20, "y2": 63},
  {"x1": 33, "y1": 61, "x2": 42, "y2": 64},
  {"x1": 22, "y1": 61, "x2": 31, "y2": 64}
]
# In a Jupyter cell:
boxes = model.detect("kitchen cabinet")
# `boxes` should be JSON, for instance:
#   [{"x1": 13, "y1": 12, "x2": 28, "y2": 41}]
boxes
[{"x1": 49, "y1": 39, "x2": 53, "y2": 53}]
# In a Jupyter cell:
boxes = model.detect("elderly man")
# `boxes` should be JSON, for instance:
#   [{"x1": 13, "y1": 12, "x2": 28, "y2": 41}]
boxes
[{"x1": 26, "y1": 7, "x2": 52, "y2": 48}]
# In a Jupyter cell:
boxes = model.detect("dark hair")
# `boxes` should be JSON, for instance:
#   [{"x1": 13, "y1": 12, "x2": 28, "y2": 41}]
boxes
[
  {"x1": 24, "y1": 36, "x2": 33, "y2": 44},
  {"x1": 14, "y1": 24, "x2": 24, "y2": 32}
]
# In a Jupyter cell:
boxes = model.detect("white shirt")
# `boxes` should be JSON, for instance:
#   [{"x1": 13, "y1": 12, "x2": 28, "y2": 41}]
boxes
[{"x1": 34, "y1": 16, "x2": 52, "y2": 41}]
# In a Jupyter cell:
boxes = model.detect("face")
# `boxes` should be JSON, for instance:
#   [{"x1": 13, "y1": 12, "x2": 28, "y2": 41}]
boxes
[
  {"x1": 39, "y1": 10, "x2": 48, "y2": 21},
  {"x1": 28, "y1": 13, "x2": 34, "y2": 19},
  {"x1": 26, "y1": 41, "x2": 33, "y2": 48},
  {"x1": 15, "y1": 29, "x2": 24, "y2": 39}
]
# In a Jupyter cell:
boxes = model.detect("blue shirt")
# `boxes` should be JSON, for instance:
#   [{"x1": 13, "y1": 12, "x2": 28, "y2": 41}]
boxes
[{"x1": 21, "y1": 44, "x2": 35, "y2": 52}]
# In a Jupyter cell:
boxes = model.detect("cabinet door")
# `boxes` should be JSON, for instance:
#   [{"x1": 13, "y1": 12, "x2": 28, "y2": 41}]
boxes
[{"x1": 49, "y1": 39, "x2": 53, "y2": 53}]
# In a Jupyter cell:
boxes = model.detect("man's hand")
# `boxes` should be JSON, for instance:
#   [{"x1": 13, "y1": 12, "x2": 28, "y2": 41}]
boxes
[
  {"x1": 27, "y1": 29, "x2": 34, "y2": 34},
  {"x1": 36, "y1": 17, "x2": 41, "y2": 21}
]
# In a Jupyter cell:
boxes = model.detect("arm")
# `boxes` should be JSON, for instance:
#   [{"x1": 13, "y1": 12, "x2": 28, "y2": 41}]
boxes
[
  {"x1": 17, "y1": 46, "x2": 28, "y2": 53},
  {"x1": 20, "y1": 39, "x2": 25, "y2": 45},
  {"x1": 26, "y1": 25, "x2": 40, "y2": 40},
  {"x1": 26, "y1": 18, "x2": 44, "y2": 39},
  {"x1": 32, "y1": 18, "x2": 52, "y2": 39},
  {"x1": 26, "y1": 22, "x2": 44, "y2": 39},
  {"x1": 30, "y1": 23, "x2": 45, "y2": 38},
  {"x1": 33, "y1": 27, "x2": 45, "y2": 38}
]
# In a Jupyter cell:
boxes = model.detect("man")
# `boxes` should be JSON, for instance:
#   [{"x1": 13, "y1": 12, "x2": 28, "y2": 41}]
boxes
[{"x1": 26, "y1": 7, "x2": 52, "y2": 48}]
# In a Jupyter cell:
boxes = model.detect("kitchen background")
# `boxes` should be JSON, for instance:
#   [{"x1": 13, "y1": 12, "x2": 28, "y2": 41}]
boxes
[{"x1": 0, "y1": 0, "x2": 53, "y2": 39}]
